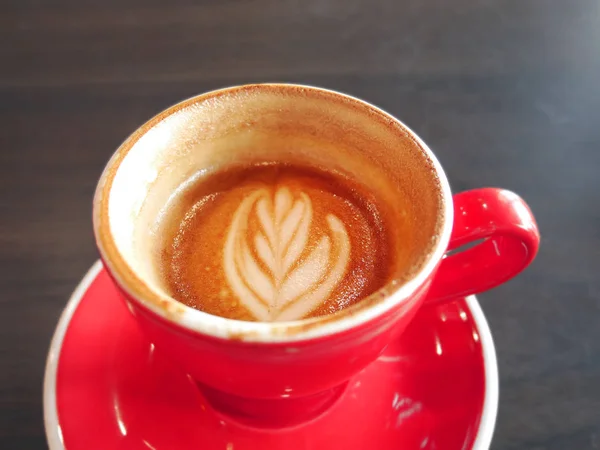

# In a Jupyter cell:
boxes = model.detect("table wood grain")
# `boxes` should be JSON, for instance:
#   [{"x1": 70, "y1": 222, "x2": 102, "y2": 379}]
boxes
[{"x1": 1, "y1": 1, "x2": 599, "y2": 448}]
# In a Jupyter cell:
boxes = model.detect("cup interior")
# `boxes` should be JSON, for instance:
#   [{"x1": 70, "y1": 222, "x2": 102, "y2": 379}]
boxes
[{"x1": 94, "y1": 84, "x2": 449, "y2": 339}]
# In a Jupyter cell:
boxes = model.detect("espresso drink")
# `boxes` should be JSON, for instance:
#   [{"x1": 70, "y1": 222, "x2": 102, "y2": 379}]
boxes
[{"x1": 157, "y1": 163, "x2": 395, "y2": 322}]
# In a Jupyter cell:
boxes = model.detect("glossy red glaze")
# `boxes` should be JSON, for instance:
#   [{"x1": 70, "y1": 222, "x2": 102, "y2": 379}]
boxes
[
  {"x1": 116, "y1": 278, "x2": 427, "y2": 427},
  {"x1": 100, "y1": 187, "x2": 537, "y2": 427},
  {"x1": 426, "y1": 188, "x2": 540, "y2": 303},
  {"x1": 54, "y1": 267, "x2": 490, "y2": 449}
]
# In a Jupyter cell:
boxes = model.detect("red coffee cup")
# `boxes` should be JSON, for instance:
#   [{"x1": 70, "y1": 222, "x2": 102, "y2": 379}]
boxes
[{"x1": 93, "y1": 84, "x2": 539, "y2": 428}]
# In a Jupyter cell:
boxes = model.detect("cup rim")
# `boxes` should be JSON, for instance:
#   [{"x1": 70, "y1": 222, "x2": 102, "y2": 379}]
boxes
[{"x1": 93, "y1": 83, "x2": 454, "y2": 343}]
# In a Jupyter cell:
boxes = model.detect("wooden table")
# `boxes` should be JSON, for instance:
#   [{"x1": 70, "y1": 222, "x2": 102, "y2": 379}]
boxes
[{"x1": 2, "y1": 1, "x2": 599, "y2": 448}]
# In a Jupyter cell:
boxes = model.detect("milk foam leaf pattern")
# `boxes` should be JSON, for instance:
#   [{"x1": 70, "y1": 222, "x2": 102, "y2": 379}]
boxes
[{"x1": 223, "y1": 186, "x2": 351, "y2": 321}]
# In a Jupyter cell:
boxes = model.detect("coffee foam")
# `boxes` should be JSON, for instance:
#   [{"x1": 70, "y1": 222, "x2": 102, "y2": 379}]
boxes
[
  {"x1": 102, "y1": 85, "x2": 444, "y2": 321},
  {"x1": 159, "y1": 164, "x2": 393, "y2": 322},
  {"x1": 224, "y1": 185, "x2": 350, "y2": 321}
]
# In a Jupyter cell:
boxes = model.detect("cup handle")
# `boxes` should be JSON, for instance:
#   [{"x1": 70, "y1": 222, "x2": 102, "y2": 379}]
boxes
[{"x1": 424, "y1": 188, "x2": 540, "y2": 304}]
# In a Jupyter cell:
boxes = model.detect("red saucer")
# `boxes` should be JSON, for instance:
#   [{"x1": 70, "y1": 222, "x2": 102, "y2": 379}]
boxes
[{"x1": 44, "y1": 262, "x2": 498, "y2": 450}]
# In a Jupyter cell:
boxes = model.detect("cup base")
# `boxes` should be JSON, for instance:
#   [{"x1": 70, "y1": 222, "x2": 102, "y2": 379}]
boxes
[{"x1": 199, "y1": 382, "x2": 348, "y2": 429}]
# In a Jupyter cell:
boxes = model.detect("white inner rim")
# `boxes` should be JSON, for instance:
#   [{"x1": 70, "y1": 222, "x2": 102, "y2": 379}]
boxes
[
  {"x1": 97, "y1": 84, "x2": 454, "y2": 343},
  {"x1": 43, "y1": 261, "x2": 498, "y2": 450}
]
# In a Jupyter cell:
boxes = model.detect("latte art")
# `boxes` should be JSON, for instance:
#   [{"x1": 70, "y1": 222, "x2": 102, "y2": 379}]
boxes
[
  {"x1": 224, "y1": 187, "x2": 351, "y2": 321},
  {"x1": 158, "y1": 164, "x2": 394, "y2": 322}
]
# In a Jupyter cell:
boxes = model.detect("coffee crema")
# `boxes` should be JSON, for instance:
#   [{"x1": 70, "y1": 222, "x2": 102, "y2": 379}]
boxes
[{"x1": 157, "y1": 163, "x2": 395, "y2": 322}]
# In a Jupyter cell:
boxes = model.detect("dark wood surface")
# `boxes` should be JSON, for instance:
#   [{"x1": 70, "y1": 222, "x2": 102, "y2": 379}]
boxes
[{"x1": 2, "y1": 1, "x2": 599, "y2": 448}]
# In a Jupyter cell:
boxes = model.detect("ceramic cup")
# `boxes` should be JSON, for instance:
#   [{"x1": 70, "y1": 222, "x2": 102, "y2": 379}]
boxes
[{"x1": 93, "y1": 84, "x2": 539, "y2": 428}]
